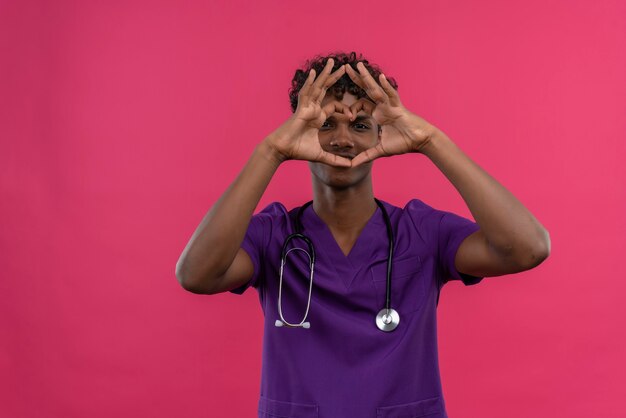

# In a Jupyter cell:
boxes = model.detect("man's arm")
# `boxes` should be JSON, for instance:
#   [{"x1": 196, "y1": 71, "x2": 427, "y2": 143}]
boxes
[
  {"x1": 345, "y1": 62, "x2": 550, "y2": 277},
  {"x1": 175, "y1": 142, "x2": 282, "y2": 294},
  {"x1": 420, "y1": 128, "x2": 550, "y2": 277},
  {"x1": 175, "y1": 60, "x2": 351, "y2": 294}
]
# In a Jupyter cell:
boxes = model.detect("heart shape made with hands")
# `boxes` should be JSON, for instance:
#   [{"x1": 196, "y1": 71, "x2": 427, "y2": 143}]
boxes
[{"x1": 282, "y1": 58, "x2": 434, "y2": 169}]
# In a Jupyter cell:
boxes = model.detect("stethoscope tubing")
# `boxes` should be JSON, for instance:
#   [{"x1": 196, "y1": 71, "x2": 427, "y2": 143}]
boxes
[
  {"x1": 378, "y1": 198, "x2": 394, "y2": 312},
  {"x1": 276, "y1": 237, "x2": 315, "y2": 328},
  {"x1": 276, "y1": 199, "x2": 399, "y2": 332}
]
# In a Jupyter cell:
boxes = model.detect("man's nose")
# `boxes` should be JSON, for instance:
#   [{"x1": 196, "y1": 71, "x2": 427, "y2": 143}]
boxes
[{"x1": 329, "y1": 124, "x2": 354, "y2": 148}]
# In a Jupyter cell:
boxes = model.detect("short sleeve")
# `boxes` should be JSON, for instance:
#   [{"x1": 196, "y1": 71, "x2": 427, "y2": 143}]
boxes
[
  {"x1": 228, "y1": 207, "x2": 274, "y2": 295},
  {"x1": 438, "y1": 211, "x2": 483, "y2": 286},
  {"x1": 404, "y1": 199, "x2": 483, "y2": 287}
]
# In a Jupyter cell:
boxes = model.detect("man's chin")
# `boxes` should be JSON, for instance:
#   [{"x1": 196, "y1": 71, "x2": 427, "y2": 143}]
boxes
[
  {"x1": 309, "y1": 160, "x2": 372, "y2": 171},
  {"x1": 310, "y1": 166, "x2": 372, "y2": 190}
]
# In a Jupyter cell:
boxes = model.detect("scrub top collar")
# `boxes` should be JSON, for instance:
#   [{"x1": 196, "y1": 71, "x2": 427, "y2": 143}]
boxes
[{"x1": 299, "y1": 201, "x2": 389, "y2": 290}]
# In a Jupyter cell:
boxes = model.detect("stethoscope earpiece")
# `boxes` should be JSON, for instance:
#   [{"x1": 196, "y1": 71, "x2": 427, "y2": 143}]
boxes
[{"x1": 275, "y1": 319, "x2": 311, "y2": 329}]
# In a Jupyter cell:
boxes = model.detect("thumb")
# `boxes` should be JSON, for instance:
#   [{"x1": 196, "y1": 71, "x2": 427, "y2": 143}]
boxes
[
  {"x1": 351, "y1": 146, "x2": 384, "y2": 167},
  {"x1": 314, "y1": 150, "x2": 353, "y2": 168}
]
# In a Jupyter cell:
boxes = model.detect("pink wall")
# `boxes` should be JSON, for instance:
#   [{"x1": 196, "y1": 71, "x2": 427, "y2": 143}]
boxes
[{"x1": 2, "y1": 0, "x2": 625, "y2": 417}]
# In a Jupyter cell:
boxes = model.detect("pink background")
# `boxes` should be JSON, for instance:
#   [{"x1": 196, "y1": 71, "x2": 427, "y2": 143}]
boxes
[{"x1": 2, "y1": 0, "x2": 625, "y2": 417}]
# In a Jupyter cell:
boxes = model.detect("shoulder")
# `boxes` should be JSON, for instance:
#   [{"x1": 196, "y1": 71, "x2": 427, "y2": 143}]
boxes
[
  {"x1": 256, "y1": 201, "x2": 289, "y2": 216},
  {"x1": 374, "y1": 199, "x2": 442, "y2": 239},
  {"x1": 384, "y1": 198, "x2": 474, "y2": 242},
  {"x1": 246, "y1": 202, "x2": 289, "y2": 237},
  {"x1": 402, "y1": 198, "x2": 437, "y2": 214},
  {"x1": 400, "y1": 199, "x2": 470, "y2": 226},
  {"x1": 249, "y1": 201, "x2": 306, "y2": 234},
  {"x1": 382, "y1": 198, "x2": 444, "y2": 225},
  {"x1": 251, "y1": 201, "x2": 292, "y2": 224}
]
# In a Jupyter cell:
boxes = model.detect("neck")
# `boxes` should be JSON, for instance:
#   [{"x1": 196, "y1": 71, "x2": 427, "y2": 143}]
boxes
[{"x1": 311, "y1": 179, "x2": 378, "y2": 232}]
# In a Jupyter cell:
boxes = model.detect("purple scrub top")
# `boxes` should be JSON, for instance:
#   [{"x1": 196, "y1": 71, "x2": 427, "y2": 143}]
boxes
[{"x1": 231, "y1": 199, "x2": 482, "y2": 418}]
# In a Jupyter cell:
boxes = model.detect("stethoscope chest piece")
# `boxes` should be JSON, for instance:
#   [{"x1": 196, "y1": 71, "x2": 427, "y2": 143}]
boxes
[{"x1": 376, "y1": 308, "x2": 400, "y2": 332}]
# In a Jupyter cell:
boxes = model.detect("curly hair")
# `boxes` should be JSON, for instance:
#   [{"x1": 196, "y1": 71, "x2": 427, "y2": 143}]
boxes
[{"x1": 288, "y1": 51, "x2": 398, "y2": 113}]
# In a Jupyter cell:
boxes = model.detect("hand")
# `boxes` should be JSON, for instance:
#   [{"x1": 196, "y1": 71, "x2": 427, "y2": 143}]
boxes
[
  {"x1": 345, "y1": 62, "x2": 437, "y2": 167},
  {"x1": 265, "y1": 58, "x2": 354, "y2": 167}
]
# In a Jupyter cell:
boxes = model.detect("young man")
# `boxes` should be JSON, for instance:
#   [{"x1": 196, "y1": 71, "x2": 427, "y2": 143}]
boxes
[{"x1": 176, "y1": 52, "x2": 550, "y2": 417}]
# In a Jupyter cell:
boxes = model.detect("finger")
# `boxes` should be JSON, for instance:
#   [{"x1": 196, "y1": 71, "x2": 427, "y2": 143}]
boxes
[
  {"x1": 298, "y1": 69, "x2": 316, "y2": 100},
  {"x1": 315, "y1": 150, "x2": 352, "y2": 168},
  {"x1": 321, "y1": 100, "x2": 353, "y2": 120},
  {"x1": 311, "y1": 58, "x2": 335, "y2": 89},
  {"x1": 351, "y1": 146, "x2": 385, "y2": 167},
  {"x1": 349, "y1": 99, "x2": 375, "y2": 119},
  {"x1": 310, "y1": 58, "x2": 337, "y2": 104},
  {"x1": 325, "y1": 65, "x2": 345, "y2": 87},
  {"x1": 344, "y1": 63, "x2": 367, "y2": 90},
  {"x1": 315, "y1": 65, "x2": 345, "y2": 103},
  {"x1": 356, "y1": 62, "x2": 388, "y2": 104},
  {"x1": 379, "y1": 73, "x2": 400, "y2": 103}
]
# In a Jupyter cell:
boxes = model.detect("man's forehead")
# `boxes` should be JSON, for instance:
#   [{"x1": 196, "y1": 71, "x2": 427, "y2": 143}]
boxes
[
  {"x1": 322, "y1": 91, "x2": 373, "y2": 106},
  {"x1": 322, "y1": 93, "x2": 375, "y2": 118},
  {"x1": 326, "y1": 112, "x2": 374, "y2": 121}
]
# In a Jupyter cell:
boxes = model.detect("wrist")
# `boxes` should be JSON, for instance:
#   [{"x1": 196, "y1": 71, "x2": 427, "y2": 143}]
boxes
[
  {"x1": 396, "y1": 113, "x2": 438, "y2": 154},
  {"x1": 257, "y1": 138, "x2": 288, "y2": 167},
  {"x1": 416, "y1": 125, "x2": 448, "y2": 156}
]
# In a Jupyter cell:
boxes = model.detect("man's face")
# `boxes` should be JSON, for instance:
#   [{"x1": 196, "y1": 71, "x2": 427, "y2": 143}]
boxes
[{"x1": 309, "y1": 92, "x2": 380, "y2": 189}]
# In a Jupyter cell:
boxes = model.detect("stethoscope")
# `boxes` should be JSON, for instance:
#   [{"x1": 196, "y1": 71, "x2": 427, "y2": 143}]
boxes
[{"x1": 274, "y1": 198, "x2": 400, "y2": 332}]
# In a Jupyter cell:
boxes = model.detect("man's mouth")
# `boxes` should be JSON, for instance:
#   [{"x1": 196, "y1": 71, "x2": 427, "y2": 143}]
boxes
[{"x1": 333, "y1": 152, "x2": 356, "y2": 160}]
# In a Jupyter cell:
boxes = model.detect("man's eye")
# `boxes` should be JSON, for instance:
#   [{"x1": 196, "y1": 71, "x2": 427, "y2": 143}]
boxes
[
  {"x1": 321, "y1": 121, "x2": 332, "y2": 128},
  {"x1": 353, "y1": 123, "x2": 370, "y2": 130}
]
